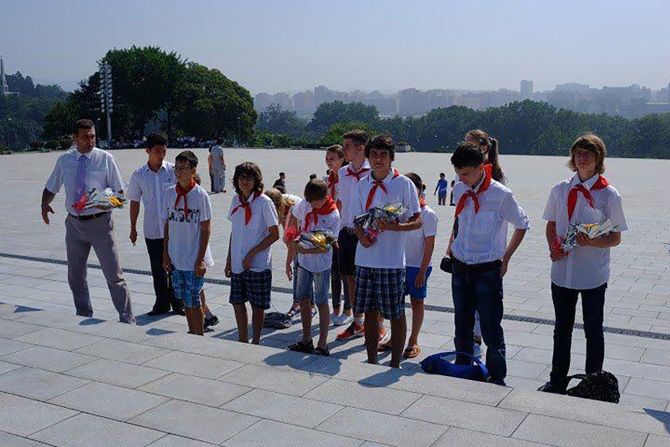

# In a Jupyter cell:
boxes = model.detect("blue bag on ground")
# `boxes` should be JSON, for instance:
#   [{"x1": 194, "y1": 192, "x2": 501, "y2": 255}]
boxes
[{"x1": 420, "y1": 351, "x2": 489, "y2": 381}]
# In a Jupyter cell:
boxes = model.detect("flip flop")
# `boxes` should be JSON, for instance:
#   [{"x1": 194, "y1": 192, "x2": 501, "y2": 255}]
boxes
[
  {"x1": 286, "y1": 307, "x2": 300, "y2": 319},
  {"x1": 288, "y1": 340, "x2": 314, "y2": 353},
  {"x1": 403, "y1": 345, "x2": 421, "y2": 359},
  {"x1": 377, "y1": 339, "x2": 393, "y2": 352}
]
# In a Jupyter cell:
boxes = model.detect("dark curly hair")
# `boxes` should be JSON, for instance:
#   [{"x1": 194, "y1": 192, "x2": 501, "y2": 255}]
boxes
[{"x1": 233, "y1": 162, "x2": 264, "y2": 195}]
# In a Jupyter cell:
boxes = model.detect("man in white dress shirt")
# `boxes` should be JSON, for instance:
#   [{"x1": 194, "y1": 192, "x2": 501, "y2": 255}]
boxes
[
  {"x1": 127, "y1": 134, "x2": 184, "y2": 316},
  {"x1": 41, "y1": 119, "x2": 134, "y2": 323}
]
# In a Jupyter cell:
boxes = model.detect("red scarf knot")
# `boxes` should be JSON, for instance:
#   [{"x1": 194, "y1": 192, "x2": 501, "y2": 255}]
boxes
[
  {"x1": 365, "y1": 168, "x2": 400, "y2": 210},
  {"x1": 231, "y1": 191, "x2": 260, "y2": 225},
  {"x1": 175, "y1": 179, "x2": 197, "y2": 217},
  {"x1": 303, "y1": 196, "x2": 338, "y2": 231},
  {"x1": 345, "y1": 166, "x2": 371, "y2": 181},
  {"x1": 454, "y1": 167, "x2": 492, "y2": 217},
  {"x1": 567, "y1": 175, "x2": 609, "y2": 221}
]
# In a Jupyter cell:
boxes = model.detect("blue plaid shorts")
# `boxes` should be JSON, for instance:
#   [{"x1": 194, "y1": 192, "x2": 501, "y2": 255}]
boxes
[
  {"x1": 353, "y1": 266, "x2": 405, "y2": 320},
  {"x1": 171, "y1": 270, "x2": 204, "y2": 308},
  {"x1": 229, "y1": 269, "x2": 272, "y2": 310}
]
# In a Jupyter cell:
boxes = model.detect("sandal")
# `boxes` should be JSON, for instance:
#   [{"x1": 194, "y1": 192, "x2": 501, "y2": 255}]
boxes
[
  {"x1": 314, "y1": 345, "x2": 330, "y2": 356},
  {"x1": 288, "y1": 340, "x2": 314, "y2": 353},
  {"x1": 377, "y1": 339, "x2": 393, "y2": 352},
  {"x1": 286, "y1": 306, "x2": 300, "y2": 319},
  {"x1": 403, "y1": 345, "x2": 421, "y2": 359}
]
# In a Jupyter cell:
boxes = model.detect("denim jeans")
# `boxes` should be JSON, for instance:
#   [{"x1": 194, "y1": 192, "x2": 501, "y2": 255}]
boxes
[
  {"x1": 452, "y1": 262, "x2": 506, "y2": 382},
  {"x1": 550, "y1": 282, "x2": 607, "y2": 391}
]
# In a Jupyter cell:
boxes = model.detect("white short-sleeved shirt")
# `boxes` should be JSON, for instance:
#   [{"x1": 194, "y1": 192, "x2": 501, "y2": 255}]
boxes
[
  {"x1": 45, "y1": 147, "x2": 125, "y2": 216},
  {"x1": 163, "y1": 184, "x2": 214, "y2": 272},
  {"x1": 210, "y1": 145, "x2": 225, "y2": 170},
  {"x1": 337, "y1": 160, "x2": 371, "y2": 228},
  {"x1": 405, "y1": 205, "x2": 438, "y2": 268},
  {"x1": 451, "y1": 178, "x2": 530, "y2": 265},
  {"x1": 227, "y1": 193, "x2": 279, "y2": 274},
  {"x1": 542, "y1": 174, "x2": 627, "y2": 290},
  {"x1": 352, "y1": 170, "x2": 421, "y2": 269},
  {"x1": 127, "y1": 161, "x2": 175, "y2": 239},
  {"x1": 292, "y1": 200, "x2": 341, "y2": 273}
]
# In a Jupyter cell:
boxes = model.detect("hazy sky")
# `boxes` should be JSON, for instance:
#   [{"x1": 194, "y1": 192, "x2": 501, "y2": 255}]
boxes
[{"x1": 2, "y1": 0, "x2": 669, "y2": 93}]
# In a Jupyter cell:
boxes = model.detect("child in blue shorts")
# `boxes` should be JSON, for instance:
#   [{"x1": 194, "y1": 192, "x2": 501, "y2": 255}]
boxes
[
  {"x1": 287, "y1": 180, "x2": 341, "y2": 356},
  {"x1": 162, "y1": 151, "x2": 214, "y2": 335},
  {"x1": 403, "y1": 173, "x2": 438, "y2": 358}
]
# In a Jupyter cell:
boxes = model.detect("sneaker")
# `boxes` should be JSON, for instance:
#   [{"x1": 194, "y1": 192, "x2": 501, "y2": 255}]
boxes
[
  {"x1": 288, "y1": 339, "x2": 314, "y2": 353},
  {"x1": 204, "y1": 315, "x2": 219, "y2": 330},
  {"x1": 538, "y1": 381, "x2": 566, "y2": 394},
  {"x1": 473, "y1": 342, "x2": 482, "y2": 359},
  {"x1": 333, "y1": 313, "x2": 353, "y2": 327},
  {"x1": 378, "y1": 327, "x2": 391, "y2": 345},
  {"x1": 487, "y1": 377, "x2": 507, "y2": 386},
  {"x1": 146, "y1": 308, "x2": 170, "y2": 317},
  {"x1": 336, "y1": 321, "x2": 364, "y2": 341}
]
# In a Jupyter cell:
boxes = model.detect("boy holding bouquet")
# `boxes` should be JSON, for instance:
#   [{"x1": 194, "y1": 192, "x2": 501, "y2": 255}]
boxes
[
  {"x1": 351, "y1": 135, "x2": 422, "y2": 368},
  {"x1": 287, "y1": 180, "x2": 341, "y2": 355},
  {"x1": 539, "y1": 134, "x2": 627, "y2": 394}
]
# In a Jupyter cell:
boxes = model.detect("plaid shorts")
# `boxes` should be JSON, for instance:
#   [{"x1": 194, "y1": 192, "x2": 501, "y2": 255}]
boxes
[
  {"x1": 229, "y1": 269, "x2": 272, "y2": 310},
  {"x1": 354, "y1": 266, "x2": 406, "y2": 320},
  {"x1": 171, "y1": 270, "x2": 204, "y2": 308}
]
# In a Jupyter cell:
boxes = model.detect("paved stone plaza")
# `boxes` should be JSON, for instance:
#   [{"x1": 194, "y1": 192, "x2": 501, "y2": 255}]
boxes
[{"x1": 0, "y1": 148, "x2": 669, "y2": 445}]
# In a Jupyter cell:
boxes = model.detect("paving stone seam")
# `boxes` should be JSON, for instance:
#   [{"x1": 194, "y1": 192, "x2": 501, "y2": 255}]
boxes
[{"x1": 3, "y1": 252, "x2": 670, "y2": 342}]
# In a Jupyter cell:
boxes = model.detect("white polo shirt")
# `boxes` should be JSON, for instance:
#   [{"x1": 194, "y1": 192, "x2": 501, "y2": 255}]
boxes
[
  {"x1": 352, "y1": 170, "x2": 421, "y2": 269},
  {"x1": 210, "y1": 145, "x2": 225, "y2": 170},
  {"x1": 127, "y1": 161, "x2": 175, "y2": 239},
  {"x1": 543, "y1": 174, "x2": 627, "y2": 290},
  {"x1": 227, "y1": 193, "x2": 279, "y2": 274},
  {"x1": 45, "y1": 147, "x2": 125, "y2": 216},
  {"x1": 337, "y1": 160, "x2": 371, "y2": 228},
  {"x1": 405, "y1": 205, "x2": 438, "y2": 268},
  {"x1": 451, "y1": 178, "x2": 530, "y2": 265},
  {"x1": 163, "y1": 184, "x2": 214, "y2": 272},
  {"x1": 292, "y1": 200, "x2": 341, "y2": 273}
]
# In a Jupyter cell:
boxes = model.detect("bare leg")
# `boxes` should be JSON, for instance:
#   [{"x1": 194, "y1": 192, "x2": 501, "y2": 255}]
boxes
[
  {"x1": 364, "y1": 310, "x2": 380, "y2": 364},
  {"x1": 344, "y1": 275, "x2": 355, "y2": 317},
  {"x1": 233, "y1": 303, "x2": 249, "y2": 342},
  {"x1": 299, "y1": 298, "x2": 312, "y2": 343},
  {"x1": 407, "y1": 297, "x2": 424, "y2": 347},
  {"x1": 191, "y1": 306, "x2": 204, "y2": 336},
  {"x1": 251, "y1": 306, "x2": 264, "y2": 344},
  {"x1": 390, "y1": 316, "x2": 407, "y2": 368},
  {"x1": 317, "y1": 303, "x2": 330, "y2": 349}
]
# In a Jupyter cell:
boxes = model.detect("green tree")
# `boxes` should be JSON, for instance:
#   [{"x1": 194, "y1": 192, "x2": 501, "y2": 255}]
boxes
[
  {"x1": 309, "y1": 101, "x2": 380, "y2": 133},
  {"x1": 255, "y1": 104, "x2": 307, "y2": 136}
]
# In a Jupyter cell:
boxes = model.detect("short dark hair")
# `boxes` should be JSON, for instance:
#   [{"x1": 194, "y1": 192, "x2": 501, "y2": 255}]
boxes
[
  {"x1": 326, "y1": 144, "x2": 345, "y2": 158},
  {"x1": 216, "y1": 138, "x2": 223, "y2": 145},
  {"x1": 451, "y1": 142, "x2": 485, "y2": 169},
  {"x1": 343, "y1": 129, "x2": 369, "y2": 147},
  {"x1": 279, "y1": 172, "x2": 285, "y2": 177},
  {"x1": 365, "y1": 134, "x2": 395, "y2": 160},
  {"x1": 234, "y1": 162, "x2": 264, "y2": 195},
  {"x1": 404, "y1": 172, "x2": 423, "y2": 192},
  {"x1": 146, "y1": 133, "x2": 168, "y2": 149},
  {"x1": 439, "y1": 172, "x2": 445, "y2": 177},
  {"x1": 73, "y1": 119, "x2": 95, "y2": 134},
  {"x1": 309, "y1": 173, "x2": 317, "y2": 180},
  {"x1": 175, "y1": 150, "x2": 198, "y2": 168},
  {"x1": 304, "y1": 180, "x2": 328, "y2": 202}
]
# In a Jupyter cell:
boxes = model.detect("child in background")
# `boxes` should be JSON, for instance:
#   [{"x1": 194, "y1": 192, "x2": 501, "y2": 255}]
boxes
[{"x1": 434, "y1": 173, "x2": 448, "y2": 206}]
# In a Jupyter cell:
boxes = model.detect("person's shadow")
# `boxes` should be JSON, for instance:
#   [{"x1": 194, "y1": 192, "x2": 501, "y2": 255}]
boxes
[{"x1": 643, "y1": 408, "x2": 670, "y2": 435}]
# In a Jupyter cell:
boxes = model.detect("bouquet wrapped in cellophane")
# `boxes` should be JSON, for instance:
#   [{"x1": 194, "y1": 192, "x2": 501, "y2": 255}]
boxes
[
  {"x1": 297, "y1": 229, "x2": 337, "y2": 251},
  {"x1": 72, "y1": 187, "x2": 126, "y2": 213},
  {"x1": 553, "y1": 218, "x2": 617, "y2": 253},
  {"x1": 353, "y1": 202, "x2": 408, "y2": 240}
]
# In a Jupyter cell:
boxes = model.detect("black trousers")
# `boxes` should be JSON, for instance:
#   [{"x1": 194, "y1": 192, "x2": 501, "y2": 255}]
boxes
[
  {"x1": 146, "y1": 238, "x2": 182, "y2": 312},
  {"x1": 550, "y1": 282, "x2": 607, "y2": 391}
]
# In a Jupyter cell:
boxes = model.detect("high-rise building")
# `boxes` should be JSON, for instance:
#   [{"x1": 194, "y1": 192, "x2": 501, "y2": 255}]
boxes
[
  {"x1": 1, "y1": 56, "x2": 10, "y2": 96},
  {"x1": 520, "y1": 80, "x2": 533, "y2": 100}
]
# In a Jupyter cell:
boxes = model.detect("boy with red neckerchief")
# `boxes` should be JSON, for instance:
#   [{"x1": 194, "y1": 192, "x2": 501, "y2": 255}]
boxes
[
  {"x1": 287, "y1": 180, "x2": 341, "y2": 356},
  {"x1": 335, "y1": 130, "x2": 372, "y2": 335},
  {"x1": 225, "y1": 162, "x2": 280, "y2": 344},
  {"x1": 351, "y1": 135, "x2": 422, "y2": 368},
  {"x1": 162, "y1": 151, "x2": 213, "y2": 336},
  {"x1": 448, "y1": 142, "x2": 529, "y2": 385},
  {"x1": 539, "y1": 134, "x2": 627, "y2": 394}
]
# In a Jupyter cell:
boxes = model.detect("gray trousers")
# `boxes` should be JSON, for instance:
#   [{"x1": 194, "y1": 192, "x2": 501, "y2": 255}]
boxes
[
  {"x1": 211, "y1": 167, "x2": 225, "y2": 192},
  {"x1": 65, "y1": 213, "x2": 134, "y2": 323}
]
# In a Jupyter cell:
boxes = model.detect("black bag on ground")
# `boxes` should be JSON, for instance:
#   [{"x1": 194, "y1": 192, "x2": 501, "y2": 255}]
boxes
[
  {"x1": 566, "y1": 371, "x2": 620, "y2": 403},
  {"x1": 263, "y1": 312, "x2": 292, "y2": 329}
]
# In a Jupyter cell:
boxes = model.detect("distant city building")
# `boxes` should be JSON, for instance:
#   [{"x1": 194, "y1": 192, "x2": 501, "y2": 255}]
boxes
[
  {"x1": 520, "y1": 80, "x2": 533, "y2": 100},
  {"x1": 1, "y1": 56, "x2": 10, "y2": 96}
]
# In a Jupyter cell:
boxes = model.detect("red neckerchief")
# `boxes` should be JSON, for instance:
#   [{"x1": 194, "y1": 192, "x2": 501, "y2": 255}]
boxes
[
  {"x1": 483, "y1": 162, "x2": 492, "y2": 177},
  {"x1": 231, "y1": 191, "x2": 260, "y2": 225},
  {"x1": 327, "y1": 171, "x2": 339, "y2": 198},
  {"x1": 455, "y1": 168, "x2": 492, "y2": 217},
  {"x1": 175, "y1": 179, "x2": 197, "y2": 217},
  {"x1": 419, "y1": 197, "x2": 427, "y2": 208},
  {"x1": 303, "y1": 196, "x2": 337, "y2": 231},
  {"x1": 345, "y1": 165, "x2": 371, "y2": 181},
  {"x1": 365, "y1": 168, "x2": 400, "y2": 210},
  {"x1": 567, "y1": 175, "x2": 609, "y2": 221}
]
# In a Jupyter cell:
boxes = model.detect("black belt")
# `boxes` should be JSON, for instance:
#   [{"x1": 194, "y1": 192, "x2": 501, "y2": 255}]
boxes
[
  {"x1": 452, "y1": 257, "x2": 501, "y2": 272},
  {"x1": 68, "y1": 212, "x2": 108, "y2": 221}
]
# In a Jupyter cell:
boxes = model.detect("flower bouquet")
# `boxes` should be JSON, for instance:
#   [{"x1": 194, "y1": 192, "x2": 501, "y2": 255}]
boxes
[
  {"x1": 553, "y1": 218, "x2": 617, "y2": 253},
  {"x1": 72, "y1": 187, "x2": 126, "y2": 213},
  {"x1": 353, "y1": 202, "x2": 408, "y2": 241},
  {"x1": 297, "y1": 229, "x2": 337, "y2": 251}
]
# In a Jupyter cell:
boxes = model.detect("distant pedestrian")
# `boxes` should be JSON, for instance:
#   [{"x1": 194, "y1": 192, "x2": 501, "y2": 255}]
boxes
[
  {"x1": 208, "y1": 138, "x2": 226, "y2": 193},
  {"x1": 273, "y1": 172, "x2": 287, "y2": 193},
  {"x1": 434, "y1": 173, "x2": 448, "y2": 206}
]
